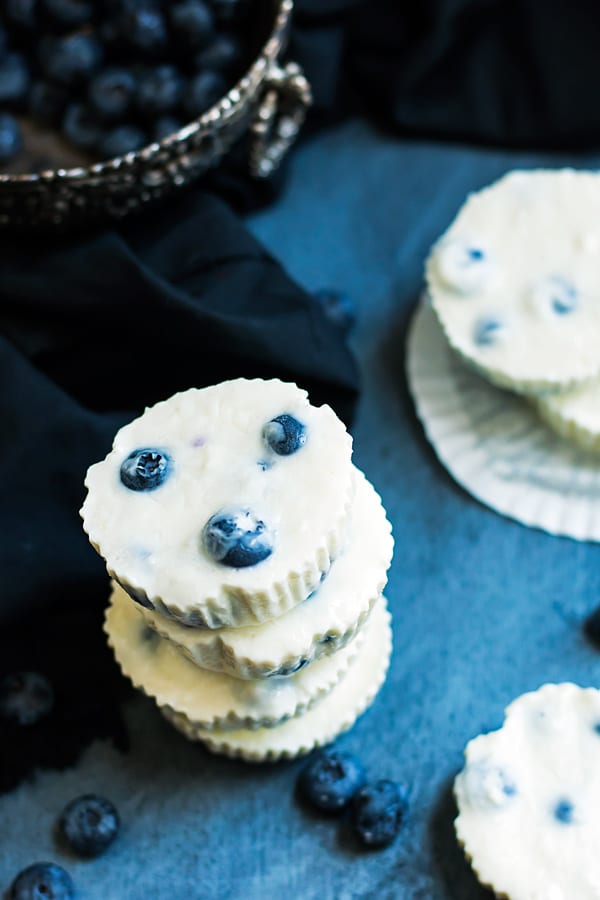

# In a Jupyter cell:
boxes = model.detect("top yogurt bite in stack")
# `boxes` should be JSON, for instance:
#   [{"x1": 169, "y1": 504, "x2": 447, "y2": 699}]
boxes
[
  {"x1": 425, "y1": 168, "x2": 600, "y2": 451},
  {"x1": 82, "y1": 378, "x2": 394, "y2": 761},
  {"x1": 82, "y1": 379, "x2": 354, "y2": 628}
]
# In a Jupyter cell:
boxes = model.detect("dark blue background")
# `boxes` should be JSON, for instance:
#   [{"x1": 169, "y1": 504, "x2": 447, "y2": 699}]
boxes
[{"x1": 1, "y1": 121, "x2": 599, "y2": 900}]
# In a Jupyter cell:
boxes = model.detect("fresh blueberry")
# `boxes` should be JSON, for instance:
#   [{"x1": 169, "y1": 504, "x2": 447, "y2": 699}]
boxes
[
  {"x1": 0, "y1": 671, "x2": 54, "y2": 726},
  {"x1": 136, "y1": 64, "x2": 184, "y2": 118},
  {"x1": 62, "y1": 103, "x2": 104, "y2": 150},
  {"x1": 43, "y1": 0, "x2": 94, "y2": 26},
  {"x1": 0, "y1": 114, "x2": 23, "y2": 164},
  {"x1": 298, "y1": 750, "x2": 366, "y2": 812},
  {"x1": 98, "y1": 124, "x2": 147, "y2": 158},
  {"x1": 202, "y1": 509, "x2": 273, "y2": 567},
  {"x1": 554, "y1": 798, "x2": 574, "y2": 824},
  {"x1": 118, "y1": 3, "x2": 168, "y2": 55},
  {"x1": 169, "y1": 0, "x2": 214, "y2": 49},
  {"x1": 351, "y1": 780, "x2": 409, "y2": 848},
  {"x1": 120, "y1": 448, "x2": 171, "y2": 491},
  {"x1": 313, "y1": 288, "x2": 355, "y2": 333},
  {"x1": 473, "y1": 316, "x2": 505, "y2": 347},
  {"x1": 263, "y1": 413, "x2": 306, "y2": 456},
  {"x1": 29, "y1": 80, "x2": 69, "y2": 126},
  {"x1": 193, "y1": 33, "x2": 242, "y2": 73},
  {"x1": 183, "y1": 69, "x2": 226, "y2": 117},
  {"x1": 153, "y1": 115, "x2": 182, "y2": 141},
  {"x1": 88, "y1": 67, "x2": 137, "y2": 122},
  {"x1": 40, "y1": 33, "x2": 103, "y2": 86},
  {"x1": 10, "y1": 862, "x2": 74, "y2": 900},
  {"x1": 59, "y1": 794, "x2": 120, "y2": 858},
  {"x1": 5, "y1": 0, "x2": 37, "y2": 29},
  {"x1": 0, "y1": 54, "x2": 31, "y2": 107}
]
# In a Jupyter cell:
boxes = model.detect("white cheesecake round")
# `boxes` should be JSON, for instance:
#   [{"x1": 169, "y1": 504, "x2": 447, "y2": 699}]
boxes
[
  {"x1": 135, "y1": 466, "x2": 393, "y2": 678},
  {"x1": 426, "y1": 169, "x2": 600, "y2": 394},
  {"x1": 104, "y1": 585, "x2": 364, "y2": 732},
  {"x1": 455, "y1": 683, "x2": 600, "y2": 900},
  {"x1": 162, "y1": 598, "x2": 392, "y2": 761},
  {"x1": 82, "y1": 379, "x2": 354, "y2": 628}
]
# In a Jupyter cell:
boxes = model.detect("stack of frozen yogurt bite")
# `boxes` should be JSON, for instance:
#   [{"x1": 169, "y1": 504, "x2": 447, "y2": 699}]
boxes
[
  {"x1": 81, "y1": 378, "x2": 394, "y2": 761},
  {"x1": 426, "y1": 168, "x2": 600, "y2": 453}
]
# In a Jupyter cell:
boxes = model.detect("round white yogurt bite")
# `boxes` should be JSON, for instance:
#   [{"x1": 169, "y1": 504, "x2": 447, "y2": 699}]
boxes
[
  {"x1": 455, "y1": 683, "x2": 600, "y2": 900},
  {"x1": 81, "y1": 379, "x2": 354, "y2": 627},
  {"x1": 134, "y1": 466, "x2": 393, "y2": 678},
  {"x1": 426, "y1": 169, "x2": 600, "y2": 394},
  {"x1": 536, "y1": 375, "x2": 600, "y2": 452}
]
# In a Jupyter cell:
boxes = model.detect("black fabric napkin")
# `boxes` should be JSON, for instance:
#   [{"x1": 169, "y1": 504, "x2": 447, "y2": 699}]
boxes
[{"x1": 0, "y1": 189, "x2": 359, "y2": 790}]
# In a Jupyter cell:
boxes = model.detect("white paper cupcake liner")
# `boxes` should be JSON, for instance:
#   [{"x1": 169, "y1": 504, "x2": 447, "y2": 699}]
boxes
[{"x1": 406, "y1": 298, "x2": 600, "y2": 542}]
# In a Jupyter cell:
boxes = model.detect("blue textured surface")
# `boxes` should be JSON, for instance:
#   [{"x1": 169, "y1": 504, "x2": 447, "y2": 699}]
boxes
[{"x1": 2, "y1": 121, "x2": 600, "y2": 900}]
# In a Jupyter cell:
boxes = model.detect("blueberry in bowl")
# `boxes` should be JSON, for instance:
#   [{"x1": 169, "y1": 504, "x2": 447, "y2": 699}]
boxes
[{"x1": 0, "y1": 0, "x2": 311, "y2": 230}]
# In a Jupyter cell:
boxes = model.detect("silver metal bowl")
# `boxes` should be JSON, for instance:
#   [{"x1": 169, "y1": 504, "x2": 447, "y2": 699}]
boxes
[{"x1": 0, "y1": 0, "x2": 311, "y2": 230}]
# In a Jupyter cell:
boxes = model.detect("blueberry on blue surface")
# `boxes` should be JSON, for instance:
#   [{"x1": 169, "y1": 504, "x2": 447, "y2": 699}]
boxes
[
  {"x1": 193, "y1": 33, "x2": 242, "y2": 73},
  {"x1": 202, "y1": 509, "x2": 273, "y2": 567},
  {"x1": 153, "y1": 115, "x2": 182, "y2": 141},
  {"x1": 59, "y1": 794, "x2": 120, "y2": 857},
  {"x1": 88, "y1": 67, "x2": 137, "y2": 122},
  {"x1": 183, "y1": 69, "x2": 226, "y2": 118},
  {"x1": 263, "y1": 413, "x2": 306, "y2": 456},
  {"x1": 351, "y1": 779, "x2": 409, "y2": 848},
  {"x1": 43, "y1": 0, "x2": 94, "y2": 26},
  {"x1": 5, "y1": 0, "x2": 37, "y2": 29},
  {"x1": 313, "y1": 288, "x2": 356, "y2": 333},
  {"x1": 169, "y1": 0, "x2": 214, "y2": 49},
  {"x1": 0, "y1": 54, "x2": 31, "y2": 106},
  {"x1": 0, "y1": 114, "x2": 23, "y2": 164},
  {"x1": 136, "y1": 64, "x2": 184, "y2": 118},
  {"x1": 62, "y1": 103, "x2": 104, "y2": 150},
  {"x1": 10, "y1": 862, "x2": 74, "y2": 900},
  {"x1": 29, "y1": 80, "x2": 69, "y2": 126},
  {"x1": 474, "y1": 316, "x2": 504, "y2": 347},
  {"x1": 554, "y1": 798, "x2": 574, "y2": 824},
  {"x1": 0, "y1": 671, "x2": 54, "y2": 726},
  {"x1": 41, "y1": 33, "x2": 103, "y2": 86},
  {"x1": 99, "y1": 124, "x2": 147, "y2": 158},
  {"x1": 298, "y1": 750, "x2": 366, "y2": 812},
  {"x1": 120, "y1": 448, "x2": 171, "y2": 491}
]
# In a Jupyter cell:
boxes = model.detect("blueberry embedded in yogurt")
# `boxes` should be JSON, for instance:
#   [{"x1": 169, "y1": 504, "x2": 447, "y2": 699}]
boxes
[
  {"x1": 119, "y1": 448, "x2": 171, "y2": 491},
  {"x1": 473, "y1": 316, "x2": 507, "y2": 348},
  {"x1": 433, "y1": 239, "x2": 492, "y2": 294},
  {"x1": 459, "y1": 759, "x2": 517, "y2": 810},
  {"x1": 553, "y1": 798, "x2": 575, "y2": 824},
  {"x1": 263, "y1": 413, "x2": 306, "y2": 456},
  {"x1": 530, "y1": 275, "x2": 578, "y2": 318},
  {"x1": 203, "y1": 509, "x2": 273, "y2": 568}
]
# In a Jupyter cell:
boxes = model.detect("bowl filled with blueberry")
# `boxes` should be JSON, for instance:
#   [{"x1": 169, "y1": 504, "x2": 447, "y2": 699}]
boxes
[{"x1": 0, "y1": 0, "x2": 311, "y2": 229}]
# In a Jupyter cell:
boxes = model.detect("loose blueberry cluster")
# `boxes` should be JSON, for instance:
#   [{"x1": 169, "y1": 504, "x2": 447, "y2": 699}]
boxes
[
  {"x1": 298, "y1": 748, "x2": 409, "y2": 849},
  {"x1": 8, "y1": 793, "x2": 120, "y2": 898},
  {"x1": 0, "y1": 0, "x2": 252, "y2": 164}
]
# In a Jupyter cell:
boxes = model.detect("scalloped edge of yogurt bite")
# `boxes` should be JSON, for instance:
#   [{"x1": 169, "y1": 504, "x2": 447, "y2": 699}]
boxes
[
  {"x1": 535, "y1": 375, "x2": 600, "y2": 453},
  {"x1": 104, "y1": 588, "x2": 366, "y2": 733},
  {"x1": 425, "y1": 168, "x2": 600, "y2": 395},
  {"x1": 81, "y1": 377, "x2": 356, "y2": 628},
  {"x1": 135, "y1": 466, "x2": 394, "y2": 679},
  {"x1": 454, "y1": 683, "x2": 600, "y2": 900},
  {"x1": 160, "y1": 598, "x2": 392, "y2": 762}
]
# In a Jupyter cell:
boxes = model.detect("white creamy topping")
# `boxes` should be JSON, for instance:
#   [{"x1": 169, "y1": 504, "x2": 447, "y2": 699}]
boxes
[
  {"x1": 537, "y1": 376, "x2": 600, "y2": 451},
  {"x1": 455, "y1": 683, "x2": 600, "y2": 900},
  {"x1": 426, "y1": 169, "x2": 600, "y2": 392},
  {"x1": 163, "y1": 598, "x2": 392, "y2": 761},
  {"x1": 104, "y1": 585, "x2": 366, "y2": 731},
  {"x1": 135, "y1": 466, "x2": 393, "y2": 677},
  {"x1": 81, "y1": 379, "x2": 354, "y2": 626}
]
